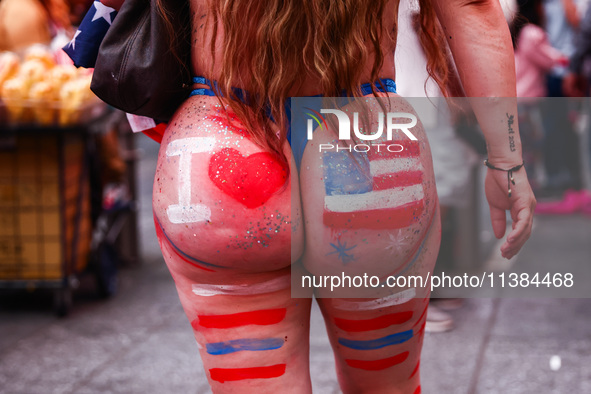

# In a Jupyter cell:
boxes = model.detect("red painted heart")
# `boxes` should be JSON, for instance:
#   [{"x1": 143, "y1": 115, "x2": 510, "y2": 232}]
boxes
[{"x1": 208, "y1": 148, "x2": 287, "y2": 208}]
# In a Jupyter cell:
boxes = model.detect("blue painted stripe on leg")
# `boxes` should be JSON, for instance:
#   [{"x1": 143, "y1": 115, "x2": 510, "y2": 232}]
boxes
[
  {"x1": 206, "y1": 338, "x2": 285, "y2": 355},
  {"x1": 338, "y1": 330, "x2": 413, "y2": 350}
]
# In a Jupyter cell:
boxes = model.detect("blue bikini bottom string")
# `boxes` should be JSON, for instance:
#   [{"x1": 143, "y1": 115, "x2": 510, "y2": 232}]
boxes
[{"x1": 189, "y1": 76, "x2": 397, "y2": 98}]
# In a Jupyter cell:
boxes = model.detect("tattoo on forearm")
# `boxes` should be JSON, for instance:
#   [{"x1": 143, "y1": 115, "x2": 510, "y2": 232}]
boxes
[{"x1": 507, "y1": 113, "x2": 516, "y2": 152}]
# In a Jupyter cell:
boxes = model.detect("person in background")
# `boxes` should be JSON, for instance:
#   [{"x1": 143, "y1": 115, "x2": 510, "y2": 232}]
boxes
[
  {"x1": 532, "y1": 0, "x2": 591, "y2": 213},
  {"x1": 535, "y1": 0, "x2": 588, "y2": 197},
  {"x1": 544, "y1": 0, "x2": 589, "y2": 96},
  {"x1": 511, "y1": 0, "x2": 569, "y2": 193},
  {"x1": 540, "y1": 3, "x2": 591, "y2": 214},
  {"x1": 513, "y1": 0, "x2": 569, "y2": 98}
]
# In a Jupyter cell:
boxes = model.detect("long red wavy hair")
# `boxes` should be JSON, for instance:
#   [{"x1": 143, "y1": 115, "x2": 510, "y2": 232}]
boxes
[{"x1": 158, "y1": 0, "x2": 450, "y2": 163}]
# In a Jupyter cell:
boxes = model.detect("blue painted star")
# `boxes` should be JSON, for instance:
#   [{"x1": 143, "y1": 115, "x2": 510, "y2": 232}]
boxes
[{"x1": 327, "y1": 239, "x2": 357, "y2": 265}]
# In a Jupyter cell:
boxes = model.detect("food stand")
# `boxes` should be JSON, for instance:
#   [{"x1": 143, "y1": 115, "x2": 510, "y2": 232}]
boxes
[{"x1": 0, "y1": 48, "x2": 132, "y2": 316}]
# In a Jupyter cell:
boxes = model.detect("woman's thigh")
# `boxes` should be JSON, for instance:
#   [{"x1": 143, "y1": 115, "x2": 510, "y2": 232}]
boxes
[
  {"x1": 299, "y1": 94, "x2": 441, "y2": 393},
  {"x1": 171, "y1": 264, "x2": 313, "y2": 393},
  {"x1": 152, "y1": 96, "x2": 310, "y2": 392}
]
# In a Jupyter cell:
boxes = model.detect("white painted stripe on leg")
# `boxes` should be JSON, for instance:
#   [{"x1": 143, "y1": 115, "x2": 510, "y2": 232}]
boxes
[
  {"x1": 192, "y1": 275, "x2": 290, "y2": 297},
  {"x1": 331, "y1": 288, "x2": 416, "y2": 311}
]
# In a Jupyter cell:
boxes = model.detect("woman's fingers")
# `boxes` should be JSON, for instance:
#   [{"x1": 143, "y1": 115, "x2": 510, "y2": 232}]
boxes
[
  {"x1": 502, "y1": 196, "x2": 535, "y2": 258},
  {"x1": 489, "y1": 204, "x2": 507, "y2": 239}
]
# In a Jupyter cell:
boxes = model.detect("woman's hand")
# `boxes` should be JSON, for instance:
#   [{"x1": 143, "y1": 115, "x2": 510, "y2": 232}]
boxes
[{"x1": 485, "y1": 167, "x2": 536, "y2": 259}]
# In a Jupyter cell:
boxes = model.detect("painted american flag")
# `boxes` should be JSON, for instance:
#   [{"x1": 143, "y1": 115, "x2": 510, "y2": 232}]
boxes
[{"x1": 323, "y1": 140, "x2": 425, "y2": 229}]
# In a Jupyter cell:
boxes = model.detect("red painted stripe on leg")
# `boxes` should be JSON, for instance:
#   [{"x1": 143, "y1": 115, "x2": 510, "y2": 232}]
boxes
[
  {"x1": 209, "y1": 364, "x2": 286, "y2": 382},
  {"x1": 409, "y1": 360, "x2": 420, "y2": 379},
  {"x1": 413, "y1": 385, "x2": 421, "y2": 394},
  {"x1": 412, "y1": 306, "x2": 428, "y2": 329},
  {"x1": 345, "y1": 351, "x2": 409, "y2": 371},
  {"x1": 372, "y1": 171, "x2": 423, "y2": 191},
  {"x1": 334, "y1": 311, "x2": 413, "y2": 332},
  {"x1": 416, "y1": 321, "x2": 426, "y2": 336},
  {"x1": 194, "y1": 308, "x2": 287, "y2": 329}
]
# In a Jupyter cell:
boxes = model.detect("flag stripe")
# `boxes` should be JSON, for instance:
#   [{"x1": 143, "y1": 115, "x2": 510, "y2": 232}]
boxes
[
  {"x1": 369, "y1": 158, "x2": 422, "y2": 177},
  {"x1": 334, "y1": 311, "x2": 414, "y2": 332},
  {"x1": 367, "y1": 141, "x2": 421, "y2": 161},
  {"x1": 193, "y1": 308, "x2": 286, "y2": 329},
  {"x1": 323, "y1": 200, "x2": 424, "y2": 229},
  {"x1": 209, "y1": 364, "x2": 286, "y2": 382},
  {"x1": 325, "y1": 184, "x2": 423, "y2": 213},
  {"x1": 373, "y1": 171, "x2": 424, "y2": 191},
  {"x1": 345, "y1": 351, "x2": 409, "y2": 371}
]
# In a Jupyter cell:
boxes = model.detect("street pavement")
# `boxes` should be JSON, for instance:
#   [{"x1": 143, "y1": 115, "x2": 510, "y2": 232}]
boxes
[{"x1": 0, "y1": 135, "x2": 590, "y2": 394}]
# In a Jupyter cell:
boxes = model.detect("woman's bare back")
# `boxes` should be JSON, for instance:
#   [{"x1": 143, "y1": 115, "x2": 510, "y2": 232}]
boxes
[{"x1": 188, "y1": 0, "x2": 400, "y2": 95}]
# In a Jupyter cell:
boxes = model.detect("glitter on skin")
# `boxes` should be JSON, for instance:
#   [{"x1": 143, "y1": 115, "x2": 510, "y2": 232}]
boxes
[{"x1": 227, "y1": 209, "x2": 291, "y2": 250}]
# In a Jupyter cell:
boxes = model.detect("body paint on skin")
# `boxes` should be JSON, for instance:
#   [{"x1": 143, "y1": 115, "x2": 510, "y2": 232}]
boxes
[
  {"x1": 411, "y1": 306, "x2": 428, "y2": 330},
  {"x1": 322, "y1": 141, "x2": 425, "y2": 229},
  {"x1": 191, "y1": 275, "x2": 290, "y2": 296},
  {"x1": 206, "y1": 338, "x2": 284, "y2": 355},
  {"x1": 345, "y1": 351, "x2": 409, "y2": 371},
  {"x1": 209, "y1": 364, "x2": 286, "y2": 383},
  {"x1": 207, "y1": 114, "x2": 249, "y2": 137},
  {"x1": 154, "y1": 214, "x2": 223, "y2": 271},
  {"x1": 166, "y1": 137, "x2": 215, "y2": 224},
  {"x1": 334, "y1": 311, "x2": 413, "y2": 332},
  {"x1": 409, "y1": 360, "x2": 420, "y2": 379},
  {"x1": 326, "y1": 239, "x2": 357, "y2": 264},
  {"x1": 208, "y1": 148, "x2": 287, "y2": 209},
  {"x1": 193, "y1": 308, "x2": 287, "y2": 329},
  {"x1": 337, "y1": 330, "x2": 413, "y2": 350},
  {"x1": 331, "y1": 288, "x2": 416, "y2": 311},
  {"x1": 386, "y1": 229, "x2": 413, "y2": 255},
  {"x1": 386, "y1": 204, "x2": 438, "y2": 278}
]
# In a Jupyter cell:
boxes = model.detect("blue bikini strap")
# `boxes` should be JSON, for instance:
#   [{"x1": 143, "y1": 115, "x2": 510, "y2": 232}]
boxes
[
  {"x1": 190, "y1": 76, "x2": 217, "y2": 97},
  {"x1": 191, "y1": 76, "x2": 397, "y2": 97},
  {"x1": 360, "y1": 78, "x2": 397, "y2": 95}
]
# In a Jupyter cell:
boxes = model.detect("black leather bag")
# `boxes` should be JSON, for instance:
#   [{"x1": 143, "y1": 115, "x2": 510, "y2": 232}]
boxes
[{"x1": 90, "y1": 0, "x2": 192, "y2": 122}]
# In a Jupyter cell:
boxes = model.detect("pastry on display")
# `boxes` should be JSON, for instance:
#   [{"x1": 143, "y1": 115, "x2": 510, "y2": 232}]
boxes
[{"x1": 0, "y1": 47, "x2": 101, "y2": 126}]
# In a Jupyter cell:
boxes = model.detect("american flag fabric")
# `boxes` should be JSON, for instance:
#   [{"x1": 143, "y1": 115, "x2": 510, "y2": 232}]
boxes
[
  {"x1": 62, "y1": 1, "x2": 117, "y2": 68},
  {"x1": 126, "y1": 114, "x2": 166, "y2": 143},
  {"x1": 62, "y1": 4, "x2": 167, "y2": 143},
  {"x1": 323, "y1": 140, "x2": 425, "y2": 229}
]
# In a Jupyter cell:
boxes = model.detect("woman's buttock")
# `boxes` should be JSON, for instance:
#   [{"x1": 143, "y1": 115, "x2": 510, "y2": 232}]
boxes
[
  {"x1": 152, "y1": 95, "x2": 304, "y2": 278},
  {"x1": 299, "y1": 94, "x2": 440, "y2": 284}
]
